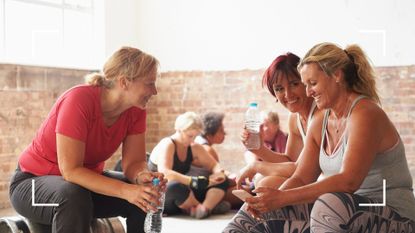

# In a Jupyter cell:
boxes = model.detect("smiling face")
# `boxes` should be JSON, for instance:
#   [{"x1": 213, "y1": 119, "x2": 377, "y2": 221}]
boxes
[
  {"x1": 126, "y1": 67, "x2": 158, "y2": 109},
  {"x1": 300, "y1": 63, "x2": 339, "y2": 109},
  {"x1": 272, "y1": 75, "x2": 310, "y2": 113}
]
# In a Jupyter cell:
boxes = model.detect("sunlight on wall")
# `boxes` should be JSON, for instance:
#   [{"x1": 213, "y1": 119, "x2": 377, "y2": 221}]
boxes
[{"x1": 135, "y1": 0, "x2": 415, "y2": 71}]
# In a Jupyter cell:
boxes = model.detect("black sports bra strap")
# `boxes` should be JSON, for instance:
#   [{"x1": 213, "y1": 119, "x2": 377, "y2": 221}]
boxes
[{"x1": 170, "y1": 137, "x2": 177, "y2": 147}]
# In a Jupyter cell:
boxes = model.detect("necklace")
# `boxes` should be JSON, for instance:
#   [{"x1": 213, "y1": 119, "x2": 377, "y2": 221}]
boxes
[
  {"x1": 334, "y1": 117, "x2": 347, "y2": 134},
  {"x1": 331, "y1": 95, "x2": 353, "y2": 134}
]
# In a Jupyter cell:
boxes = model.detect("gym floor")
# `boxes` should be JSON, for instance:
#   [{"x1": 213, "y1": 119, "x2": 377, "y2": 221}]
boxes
[{"x1": 0, "y1": 207, "x2": 237, "y2": 233}]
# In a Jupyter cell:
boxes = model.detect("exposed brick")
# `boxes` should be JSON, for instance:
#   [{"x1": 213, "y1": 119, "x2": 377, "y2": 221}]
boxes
[
  {"x1": 0, "y1": 64, "x2": 17, "y2": 90},
  {"x1": 1, "y1": 63, "x2": 415, "y2": 212}
]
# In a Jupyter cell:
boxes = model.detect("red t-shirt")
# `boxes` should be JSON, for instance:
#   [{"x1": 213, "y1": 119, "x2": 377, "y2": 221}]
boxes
[{"x1": 19, "y1": 85, "x2": 146, "y2": 176}]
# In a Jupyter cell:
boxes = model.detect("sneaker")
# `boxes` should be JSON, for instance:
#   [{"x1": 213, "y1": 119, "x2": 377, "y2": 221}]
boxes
[
  {"x1": 211, "y1": 201, "x2": 231, "y2": 215},
  {"x1": 194, "y1": 204, "x2": 210, "y2": 219}
]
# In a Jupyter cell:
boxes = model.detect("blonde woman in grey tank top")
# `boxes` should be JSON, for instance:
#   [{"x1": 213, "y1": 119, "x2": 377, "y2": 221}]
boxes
[{"x1": 224, "y1": 43, "x2": 415, "y2": 233}]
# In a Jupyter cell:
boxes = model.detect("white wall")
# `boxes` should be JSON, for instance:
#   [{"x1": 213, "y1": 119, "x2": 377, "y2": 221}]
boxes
[
  {"x1": 104, "y1": 0, "x2": 141, "y2": 63},
  {"x1": 107, "y1": 0, "x2": 415, "y2": 71}
]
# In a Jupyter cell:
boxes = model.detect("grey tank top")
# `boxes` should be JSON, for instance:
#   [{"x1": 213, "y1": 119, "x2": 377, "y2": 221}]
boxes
[
  {"x1": 319, "y1": 95, "x2": 415, "y2": 221},
  {"x1": 296, "y1": 101, "x2": 317, "y2": 142}
]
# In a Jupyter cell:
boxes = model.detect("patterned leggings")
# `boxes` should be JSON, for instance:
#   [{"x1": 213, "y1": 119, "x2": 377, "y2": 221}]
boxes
[{"x1": 223, "y1": 192, "x2": 415, "y2": 233}]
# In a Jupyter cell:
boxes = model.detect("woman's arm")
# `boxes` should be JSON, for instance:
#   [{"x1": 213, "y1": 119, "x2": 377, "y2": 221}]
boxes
[
  {"x1": 251, "y1": 102, "x2": 385, "y2": 213},
  {"x1": 121, "y1": 133, "x2": 152, "y2": 183},
  {"x1": 57, "y1": 133, "x2": 159, "y2": 211},
  {"x1": 153, "y1": 138, "x2": 194, "y2": 185},
  {"x1": 284, "y1": 113, "x2": 305, "y2": 161},
  {"x1": 202, "y1": 144, "x2": 219, "y2": 162},
  {"x1": 191, "y1": 144, "x2": 223, "y2": 172}
]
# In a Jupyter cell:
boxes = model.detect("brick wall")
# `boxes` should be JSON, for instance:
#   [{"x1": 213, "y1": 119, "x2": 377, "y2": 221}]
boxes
[
  {"x1": 0, "y1": 64, "x2": 414, "y2": 211},
  {"x1": 147, "y1": 67, "x2": 415, "y2": 177}
]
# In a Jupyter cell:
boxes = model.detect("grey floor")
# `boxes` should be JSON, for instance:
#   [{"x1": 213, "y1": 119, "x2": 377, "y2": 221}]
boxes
[
  {"x1": 0, "y1": 207, "x2": 236, "y2": 233},
  {"x1": 154, "y1": 211, "x2": 235, "y2": 233}
]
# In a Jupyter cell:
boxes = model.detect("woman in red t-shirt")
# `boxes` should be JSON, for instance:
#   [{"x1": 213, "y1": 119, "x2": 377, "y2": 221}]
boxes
[{"x1": 9, "y1": 46, "x2": 166, "y2": 233}]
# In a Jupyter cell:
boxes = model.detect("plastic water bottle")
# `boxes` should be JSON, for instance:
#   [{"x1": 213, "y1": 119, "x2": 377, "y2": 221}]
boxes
[
  {"x1": 144, "y1": 178, "x2": 165, "y2": 233},
  {"x1": 245, "y1": 102, "x2": 261, "y2": 150}
]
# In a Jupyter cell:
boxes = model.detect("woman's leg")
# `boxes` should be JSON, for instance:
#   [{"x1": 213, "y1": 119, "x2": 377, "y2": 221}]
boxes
[
  {"x1": 9, "y1": 170, "x2": 93, "y2": 233},
  {"x1": 164, "y1": 181, "x2": 199, "y2": 215},
  {"x1": 202, "y1": 188, "x2": 226, "y2": 210},
  {"x1": 311, "y1": 192, "x2": 415, "y2": 233},
  {"x1": 255, "y1": 175, "x2": 287, "y2": 189},
  {"x1": 223, "y1": 202, "x2": 312, "y2": 233},
  {"x1": 92, "y1": 171, "x2": 146, "y2": 233}
]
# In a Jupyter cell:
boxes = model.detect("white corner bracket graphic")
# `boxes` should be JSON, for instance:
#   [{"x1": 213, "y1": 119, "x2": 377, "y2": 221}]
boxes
[
  {"x1": 358, "y1": 179, "x2": 386, "y2": 207},
  {"x1": 32, "y1": 179, "x2": 59, "y2": 207}
]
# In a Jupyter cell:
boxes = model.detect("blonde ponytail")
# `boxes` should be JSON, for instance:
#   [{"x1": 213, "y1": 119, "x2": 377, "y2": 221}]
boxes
[
  {"x1": 299, "y1": 42, "x2": 380, "y2": 103},
  {"x1": 84, "y1": 72, "x2": 113, "y2": 88},
  {"x1": 86, "y1": 46, "x2": 159, "y2": 89}
]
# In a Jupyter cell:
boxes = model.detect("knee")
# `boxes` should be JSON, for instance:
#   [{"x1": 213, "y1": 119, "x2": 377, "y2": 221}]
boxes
[
  {"x1": 57, "y1": 182, "x2": 92, "y2": 214},
  {"x1": 312, "y1": 192, "x2": 342, "y2": 214},
  {"x1": 166, "y1": 181, "x2": 190, "y2": 205},
  {"x1": 256, "y1": 176, "x2": 286, "y2": 189},
  {"x1": 311, "y1": 192, "x2": 353, "y2": 229}
]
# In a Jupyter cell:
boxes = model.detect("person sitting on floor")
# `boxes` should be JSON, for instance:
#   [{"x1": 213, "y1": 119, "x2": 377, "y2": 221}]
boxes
[
  {"x1": 193, "y1": 112, "x2": 242, "y2": 209},
  {"x1": 148, "y1": 111, "x2": 230, "y2": 219}
]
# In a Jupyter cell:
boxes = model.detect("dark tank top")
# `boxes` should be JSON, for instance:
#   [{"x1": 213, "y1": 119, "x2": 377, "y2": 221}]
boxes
[{"x1": 148, "y1": 138, "x2": 193, "y2": 174}]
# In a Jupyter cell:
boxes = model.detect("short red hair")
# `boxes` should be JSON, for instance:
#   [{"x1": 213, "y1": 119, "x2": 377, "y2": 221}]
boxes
[{"x1": 262, "y1": 52, "x2": 301, "y2": 97}]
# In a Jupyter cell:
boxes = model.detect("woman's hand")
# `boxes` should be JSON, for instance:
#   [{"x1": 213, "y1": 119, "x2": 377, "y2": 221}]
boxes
[
  {"x1": 208, "y1": 171, "x2": 226, "y2": 187},
  {"x1": 122, "y1": 182, "x2": 161, "y2": 213},
  {"x1": 240, "y1": 125, "x2": 265, "y2": 152},
  {"x1": 236, "y1": 162, "x2": 257, "y2": 189},
  {"x1": 130, "y1": 171, "x2": 167, "y2": 212},
  {"x1": 246, "y1": 187, "x2": 284, "y2": 216},
  {"x1": 136, "y1": 171, "x2": 167, "y2": 186}
]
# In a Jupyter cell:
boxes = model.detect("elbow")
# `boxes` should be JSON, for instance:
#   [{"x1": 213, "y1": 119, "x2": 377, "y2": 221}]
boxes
[
  {"x1": 338, "y1": 174, "x2": 362, "y2": 193},
  {"x1": 60, "y1": 168, "x2": 78, "y2": 183}
]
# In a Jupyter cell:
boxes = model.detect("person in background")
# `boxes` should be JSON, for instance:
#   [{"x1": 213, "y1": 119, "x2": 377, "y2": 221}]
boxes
[
  {"x1": 148, "y1": 112, "x2": 230, "y2": 219},
  {"x1": 9, "y1": 47, "x2": 166, "y2": 233},
  {"x1": 224, "y1": 42, "x2": 415, "y2": 232},
  {"x1": 244, "y1": 110, "x2": 288, "y2": 163},
  {"x1": 238, "y1": 52, "x2": 321, "y2": 190},
  {"x1": 194, "y1": 112, "x2": 242, "y2": 209}
]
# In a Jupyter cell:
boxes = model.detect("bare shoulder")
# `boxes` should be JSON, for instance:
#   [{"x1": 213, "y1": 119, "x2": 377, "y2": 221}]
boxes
[
  {"x1": 312, "y1": 107, "x2": 324, "y2": 120},
  {"x1": 190, "y1": 143, "x2": 205, "y2": 153},
  {"x1": 288, "y1": 113, "x2": 300, "y2": 136},
  {"x1": 306, "y1": 109, "x2": 325, "y2": 144},
  {"x1": 202, "y1": 144, "x2": 214, "y2": 153},
  {"x1": 150, "y1": 137, "x2": 174, "y2": 159},
  {"x1": 349, "y1": 98, "x2": 387, "y2": 122},
  {"x1": 155, "y1": 137, "x2": 174, "y2": 149}
]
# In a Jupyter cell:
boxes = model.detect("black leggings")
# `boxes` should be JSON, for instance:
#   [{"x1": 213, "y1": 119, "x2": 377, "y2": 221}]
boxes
[
  {"x1": 223, "y1": 192, "x2": 415, "y2": 233},
  {"x1": 9, "y1": 167, "x2": 146, "y2": 233},
  {"x1": 164, "y1": 178, "x2": 230, "y2": 215}
]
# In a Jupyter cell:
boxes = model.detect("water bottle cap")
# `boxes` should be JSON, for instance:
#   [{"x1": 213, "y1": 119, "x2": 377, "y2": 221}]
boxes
[
  {"x1": 152, "y1": 178, "x2": 160, "y2": 186},
  {"x1": 249, "y1": 102, "x2": 257, "y2": 107}
]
